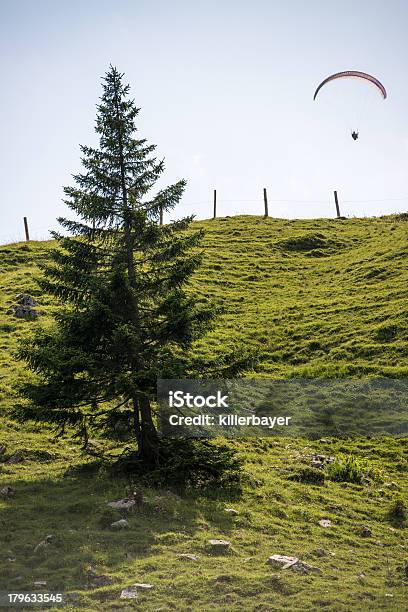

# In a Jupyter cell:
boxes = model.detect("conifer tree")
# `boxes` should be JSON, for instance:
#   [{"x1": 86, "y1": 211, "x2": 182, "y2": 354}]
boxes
[{"x1": 18, "y1": 66, "x2": 247, "y2": 464}]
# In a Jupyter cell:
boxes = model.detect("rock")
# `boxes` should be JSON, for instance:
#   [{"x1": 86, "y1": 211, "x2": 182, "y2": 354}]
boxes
[
  {"x1": 291, "y1": 561, "x2": 322, "y2": 575},
  {"x1": 15, "y1": 294, "x2": 37, "y2": 307},
  {"x1": 319, "y1": 519, "x2": 331, "y2": 528},
  {"x1": 267, "y1": 554, "x2": 299, "y2": 569},
  {"x1": 208, "y1": 539, "x2": 230, "y2": 550},
  {"x1": 12, "y1": 305, "x2": 38, "y2": 319},
  {"x1": 33, "y1": 581, "x2": 47, "y2": 587},
  {"x1": 120, "y1": 586, "x2": 138, "y2": 600},
  {"x1": 360, "y1": 526, "x2": 372, "y2": 538},
  {"x1": 267, "y1": 554, "x2": 321, "y2": 574},
  {"x1": 384, "y1": 481, "x2": 399, "y2": 490},
  {"x1": 34, "y1": 535, "x2": 55, "y2": 553},
  {"x1": 311, "y1": 454, "x2": 335, "y2": 469},
  {"x1": 315, "y1": 548, "x2": 327, "y2": 557},
  {"x1": 107, "y1": 498, "x2": 135, "y2": 511},
  {"x1": 111, "y1": 519, "x2": 129, "y2": 529},
  {"x1": 177, "y1": 554, "x2": 199, "y2": 561},
  {"x1": 120, "y1": 583, "x2": 153, "y2": 599},
  {"x1": 7, "y1": 452, "x2": 23, "y2": 464},
  {"x1": 0, "y1": 485, "x2": 15, "y2": 498},
  {"x1": 224, "y1": 508, "x2": 239, "y2": 516}
]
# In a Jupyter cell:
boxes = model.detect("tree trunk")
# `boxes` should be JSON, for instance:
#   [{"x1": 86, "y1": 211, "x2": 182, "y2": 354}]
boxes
[
  {"x1": 138, "y1": 395, "x2": 159, "y2": 464},
  {"x1": 132, "y1": 397, "x2": 141, "y2": 446}
]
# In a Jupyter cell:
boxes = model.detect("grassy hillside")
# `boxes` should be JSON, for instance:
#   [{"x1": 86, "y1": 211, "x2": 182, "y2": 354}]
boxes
[{"x1": 0, "y1": 215, "x2": 407, "y2": 611}]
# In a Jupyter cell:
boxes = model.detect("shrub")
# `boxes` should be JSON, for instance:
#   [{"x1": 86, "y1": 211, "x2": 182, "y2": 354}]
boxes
[{"x1": 326, "y1": 454, "x2": 366, "y2": 484}]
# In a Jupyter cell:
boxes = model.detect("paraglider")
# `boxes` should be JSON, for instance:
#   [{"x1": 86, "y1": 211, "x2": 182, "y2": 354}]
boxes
[{"x1": 313, "y1": 71, "x2": 387, "y2": 140}]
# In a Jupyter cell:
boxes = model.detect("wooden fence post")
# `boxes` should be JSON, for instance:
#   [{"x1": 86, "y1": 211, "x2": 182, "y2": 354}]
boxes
[
  {"x1": 263, "y1": 188, "x2": 269, "y2": 218},
  {"x1": 23, "y1": 217, "x2": 30, "y2": 241},
  {"x1": 334, "y1": 191, "x2": 341, "y2": 218},
  {"x1": 159, "y1": 204, "x2": 163, "y2": 226},
  {"x1": 213, "y1": 189, "x2": 217, "y2": 219}
]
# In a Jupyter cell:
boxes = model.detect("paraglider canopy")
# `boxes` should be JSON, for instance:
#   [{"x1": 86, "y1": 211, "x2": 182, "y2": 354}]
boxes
[
  {"x1": 313, "y1": 71, "x2": 387, "y2": 101},
  {"x1": 313, "y1": 71, "x2": 387, "y2": 140}
]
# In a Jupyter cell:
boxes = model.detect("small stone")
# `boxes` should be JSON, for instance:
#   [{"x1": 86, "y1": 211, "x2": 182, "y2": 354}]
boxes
[
  {"x1": 384, "y1": 593, "x2": 393, "y2": 598},
  {"x1": 15, "y1": 293, "x2": 37, "y2": 307},
  {"x1": 360, "y1": 526, "x2": 372, "y2": 538},
  {"x1": 224, "y1": 508, "x2": 239, "y2": 516},
  {"x1": 107, "y1": 498, "x2": 135, "y2": 511},
  {"x1": 291, "y1": 561, "x2": 322, "y2": 575},
  {"x1": 120, "y1": 583, "x2": 153, "y2": 599},
  {"x1": 208, "y1": 539, "x2": 230, "y2": 550},
  {"x1": 267, "y1": 554, "x2": 299, "y2": 569},
  {"x1": 120, "y1": 586, "x2": 138, "y2": 600},
  {"x1": 0, "y1": 444, "x2": 6, "y2": 455},
  {"x1": 111, "y1": 519, "x2": 129, "y2": 529},
  {"x1": 177, "y1": 554, "x2": 199, "y2": 561},
  {"x1": 13, "y1": 305, "x2": 38, "y2": 319},
  {"x1": 267, "y1": 555, "x2": 321, "y2": 574},
  {"x1": 315, "y1": 548, "x2": 327, "y2": 557},
  {"x1": 7, "y1": 452, "x2": 23, "y2": 464},
  {"x1": 319, "y1": 519, "x2": 331, "y2": 528},
  {"x1": 33, "y1": 581, "x2": 47, "y2": 587},
  {"x1": 0, "y1": 485, "x2": 15, "y2": 498}
]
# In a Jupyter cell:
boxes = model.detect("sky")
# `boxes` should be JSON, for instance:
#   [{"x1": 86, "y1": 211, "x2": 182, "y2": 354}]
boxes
[{"x1": 1, "y1": 0, "x2": 408, "y2": 242}]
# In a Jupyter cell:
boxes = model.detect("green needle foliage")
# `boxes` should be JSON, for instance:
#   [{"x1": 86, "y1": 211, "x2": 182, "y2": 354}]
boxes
[{"x1": 17, "y1": 66, "x2": 245, "y2": 465}]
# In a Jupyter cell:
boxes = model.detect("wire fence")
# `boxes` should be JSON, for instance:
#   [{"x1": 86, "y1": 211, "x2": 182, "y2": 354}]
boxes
[{"x1": 1, "y1": 190, "x2": 408, "y2": 245}]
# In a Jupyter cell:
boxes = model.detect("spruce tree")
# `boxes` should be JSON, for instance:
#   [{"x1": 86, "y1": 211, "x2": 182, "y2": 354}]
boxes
[{"x1": 18, "y1": 66, "x2": 248, "y2": 464}]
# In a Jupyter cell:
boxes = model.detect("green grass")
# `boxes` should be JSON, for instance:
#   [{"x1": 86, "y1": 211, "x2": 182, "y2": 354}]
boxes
[{"x1": 0, "y1": 215, "x2": 407, "y2": 611}]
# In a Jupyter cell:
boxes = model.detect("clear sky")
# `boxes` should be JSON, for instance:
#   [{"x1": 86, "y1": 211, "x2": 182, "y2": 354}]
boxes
[{"x1": 1, "y1": 0, "x2": 407, "y2": 241}]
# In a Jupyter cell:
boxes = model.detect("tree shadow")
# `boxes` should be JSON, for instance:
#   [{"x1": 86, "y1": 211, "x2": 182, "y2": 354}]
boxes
[{"x1": 0, "y1": 458, "x2": 243, "y2": 597}]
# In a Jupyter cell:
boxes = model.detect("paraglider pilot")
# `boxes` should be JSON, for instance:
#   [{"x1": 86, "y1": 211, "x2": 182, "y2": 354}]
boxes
[{"x1": 351, "y1": 130, "x2": 359, "y2": 141}]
